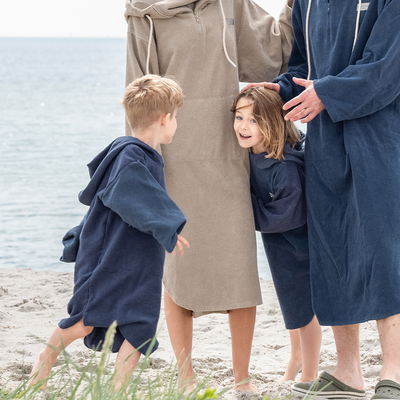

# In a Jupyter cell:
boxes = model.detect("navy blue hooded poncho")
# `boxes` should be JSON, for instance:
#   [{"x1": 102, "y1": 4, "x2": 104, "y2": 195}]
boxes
[
  {"x1": 275, "y1": 0, "x2": 400, "y2": 325},
  {"x1": 59, "y1": 136, "x2": 186, "y2": 354},
  {"x1": 250, "y1": 136, "x2": 314, "y2": 329}
]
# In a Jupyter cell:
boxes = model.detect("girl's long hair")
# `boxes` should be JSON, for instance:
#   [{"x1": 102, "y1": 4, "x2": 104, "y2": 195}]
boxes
[{"x1": 231, "y1": 87, "x2": 300, "y2": 160}]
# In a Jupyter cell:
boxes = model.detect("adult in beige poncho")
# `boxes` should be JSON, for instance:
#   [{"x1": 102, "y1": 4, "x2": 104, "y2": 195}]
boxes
[{"x1": 125, "y1": 0, "x2": 293, "y2": 392}]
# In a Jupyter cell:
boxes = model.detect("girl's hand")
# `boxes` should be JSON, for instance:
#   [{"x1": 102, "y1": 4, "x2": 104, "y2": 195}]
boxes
[
  {"x1": 241, "y1": 82, "x2": 280, "y2": 93},
  {"x1": 171, "y1": 235, "x2": 190, "y2": 255}
]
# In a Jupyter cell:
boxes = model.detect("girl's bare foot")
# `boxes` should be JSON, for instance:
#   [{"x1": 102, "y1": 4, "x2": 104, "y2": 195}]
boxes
[{"x1": 282, "y1": 357, "x2": 302, "y2": 381}]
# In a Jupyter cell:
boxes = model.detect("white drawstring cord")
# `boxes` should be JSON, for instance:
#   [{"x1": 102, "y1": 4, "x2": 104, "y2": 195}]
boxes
[
  {"x1": 305, "y1": 0, "x2": 362, "y2": 79},
  {"x1": 146, "y1": 2, "x2": 236, "y2": 71},
  {"x1": 219, "y1": 0, "x2": 236, "y2": 68},
  {"x1": 305, "y1": 0, "x2": 313, "y2": 79},
  {"x1": 352, "y1": 0, "x2": 362, "y2": 50},
  {"x1": 145, "y1": 15, "x2": 154, "y2": 74}
]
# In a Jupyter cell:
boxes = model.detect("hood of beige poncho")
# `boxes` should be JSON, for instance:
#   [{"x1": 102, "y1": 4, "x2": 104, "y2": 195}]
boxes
[
  {"x1": 125, "y1": 0, "x2": 236, "y2": 73},
  {"x1": 125, "y1": 0, "x2": 215, "y2": 19}
]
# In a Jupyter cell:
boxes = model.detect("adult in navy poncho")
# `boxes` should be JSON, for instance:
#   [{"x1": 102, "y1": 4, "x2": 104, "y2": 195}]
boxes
[
  {"x1": 58, "y1": 136, "x2": 186, "y2": 355},
  {"x1": 262, "y1": 0, "x2": 400, "y2": 395}
]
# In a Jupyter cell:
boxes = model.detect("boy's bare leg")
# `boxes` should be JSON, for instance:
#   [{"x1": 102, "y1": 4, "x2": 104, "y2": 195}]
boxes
[
  {"x1": 330, "y1": 324, "x2": 364, "y2": 390},
  {"x1": 164, "y1": 290, "x2": 196, "y2": 392},
  {"x1": 29, "y1": 319, "x2": 94, "y2": 389},
  {"x1": 377, "y1": 313, "x2": 400, "y2": 383},
  {"x1": 113, "y1": 339, "x2": 141, "y2": 392},
  {"x1": 282, "y1": 329, "x2": 302, "y2": 381},
  {"x1": 299, "y1": 315, "x2": 321, "y2": 382},
  {"x1": 229, "y1": 306, "x2": 258, "y2": 393}
]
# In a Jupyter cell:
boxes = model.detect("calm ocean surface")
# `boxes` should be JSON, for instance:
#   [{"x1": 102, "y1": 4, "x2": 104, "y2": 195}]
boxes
[{"x1": 0, "y1": 37, "x2": 271, "y2": 279}]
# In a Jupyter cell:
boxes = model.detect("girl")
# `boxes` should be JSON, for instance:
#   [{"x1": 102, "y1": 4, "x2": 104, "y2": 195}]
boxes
[{"x1": 231, "y1": 87, "x2": 321, "y2": 383}]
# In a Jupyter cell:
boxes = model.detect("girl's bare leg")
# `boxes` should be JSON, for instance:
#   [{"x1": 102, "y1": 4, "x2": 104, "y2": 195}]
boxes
[
  {"x1": 299, "y1": 315, "x2": 321, "y2": 382},
  {"x1": 164, "y1": 290, "x2": 197, "y2": 392},
  {"x1": 282, "y1": 329, "x2": 302, "y2": 381},
  {"x1": 229, "y1": 306, "x2": 258, "y2": 393},
  {"x1": 29, "y1": 319, "x2": 93, "y2": 389},
  {"x1": 113, "y1": 339, "x2": 141, "y2": 392}
]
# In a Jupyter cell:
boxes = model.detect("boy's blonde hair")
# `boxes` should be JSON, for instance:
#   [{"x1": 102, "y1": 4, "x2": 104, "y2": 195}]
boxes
[
  {"x1": 122, "y1": 74, "x2": 183, "y2": 132},
  {"x1": 231, "y1": 87, "x2": 301, "y2": 160}
]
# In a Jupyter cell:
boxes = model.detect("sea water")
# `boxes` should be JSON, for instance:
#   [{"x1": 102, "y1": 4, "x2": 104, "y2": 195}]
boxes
[{"x1": 0, "y1": 37, "x2": 271, "y2": 279}]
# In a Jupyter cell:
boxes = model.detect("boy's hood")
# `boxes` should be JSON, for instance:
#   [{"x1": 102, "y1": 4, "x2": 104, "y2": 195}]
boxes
[
  {"x1": 250, "y1": 132, "x2": 305, "y2": 169},
  {"x1": 125, "y1": 0, "x2": 217, "y2": 20},
  {"x1": 79, "y1": 136, "x2": 159, "y2": 206}
]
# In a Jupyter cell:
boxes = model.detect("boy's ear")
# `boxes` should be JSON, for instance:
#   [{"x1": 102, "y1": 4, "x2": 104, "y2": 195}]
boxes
[{"x1": 160, "y1": 113, "x2": 171, "y2": 127}]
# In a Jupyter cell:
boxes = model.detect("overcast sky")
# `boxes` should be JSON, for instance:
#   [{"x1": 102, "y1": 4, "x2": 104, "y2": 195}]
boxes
[{"x1": 0, "y1": 0, "x2": 288, "y2": 38}]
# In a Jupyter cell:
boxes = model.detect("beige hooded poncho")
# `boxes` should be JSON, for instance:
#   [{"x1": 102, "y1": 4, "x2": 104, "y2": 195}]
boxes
[{"x1": 125, "y1": 0, "x2": 293, "y2": 315}]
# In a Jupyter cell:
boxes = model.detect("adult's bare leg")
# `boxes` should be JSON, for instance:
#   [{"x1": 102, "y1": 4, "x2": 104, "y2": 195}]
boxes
[
  {"x1": 331, "y1": 324, "x2": 364, "y2": 390},
  {"x1": 229, "y1": 306, "x2": 258, "y2": 393},
  {"x1": 164, "y1": 290, "x2": 196, "y2": 391},
  {"x1": 377, "y1": 313, "x2": 400, "y2": 383}
]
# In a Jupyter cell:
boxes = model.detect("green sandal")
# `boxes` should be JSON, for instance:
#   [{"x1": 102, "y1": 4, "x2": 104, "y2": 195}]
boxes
[
  {"x1": 371, "y1": 380, "x2": 400, "y2": 400},
  {"x1": 292, "y1": 372, "x2": 366, "y2": 398}
]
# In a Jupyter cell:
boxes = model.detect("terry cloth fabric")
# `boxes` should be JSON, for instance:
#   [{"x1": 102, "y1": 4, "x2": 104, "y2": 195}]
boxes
[
  {"x1": 60, "y1": 220, "x2": 84, "y2": 263},
  {"x1": 59, "y1": 137, "x2": 186, "y2": 354},
  {"x1": 276, "y1": 0, "x2": 400, "y2": 325},
  {"x1": 250, "y1": 136, "x2": 314, "y2": 329},
  {"x1": 125, "y1": 0, "x2": 294, "y2": 314}
]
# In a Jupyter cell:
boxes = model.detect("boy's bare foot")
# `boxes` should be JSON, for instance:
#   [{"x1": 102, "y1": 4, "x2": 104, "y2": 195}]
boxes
[
  {"x1": 282, "y1": 358, "x2": 302, "y2": 381},
  {"x1": 29, "y1": 352, "x2": 51, "y2": 389}
]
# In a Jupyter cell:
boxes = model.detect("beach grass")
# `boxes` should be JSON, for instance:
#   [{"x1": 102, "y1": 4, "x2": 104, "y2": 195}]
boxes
[{"x1": 0, "y1": 322, "x2": 231, "y2": 399}]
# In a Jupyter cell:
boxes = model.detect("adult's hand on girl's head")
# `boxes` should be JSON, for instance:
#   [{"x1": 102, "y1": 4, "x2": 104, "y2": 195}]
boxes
[
  {"x1": 171, "y1": 235, "x2": 190, "y2": 255},
  {"x1": 283, "y1": 77, "x2": 325, "y2": 123},
  {"x1": 241, "y1": 82, "x2": 280, "y2": 93}
]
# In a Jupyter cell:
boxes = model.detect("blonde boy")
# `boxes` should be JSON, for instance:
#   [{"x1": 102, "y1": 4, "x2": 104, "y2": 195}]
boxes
[{"x1": 30, "y1": 75, "x2": 189, "y2": 391}]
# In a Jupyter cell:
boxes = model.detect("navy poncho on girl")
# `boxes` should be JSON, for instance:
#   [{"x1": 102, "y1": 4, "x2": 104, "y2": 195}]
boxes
[
  {"x1": 276, "y1": 0, "x2": 400, "y2": 325},
  {"x1": 250, "y1": 136, "x2": 314, "y2": 329},
  {"x1": 59, "y1": 136, "x2": 186, "y2": 354}
]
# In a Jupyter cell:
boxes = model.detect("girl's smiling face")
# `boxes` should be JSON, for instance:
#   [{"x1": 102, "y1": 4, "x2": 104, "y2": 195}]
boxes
[{"x1": 233, "y1": 98, "x2": 265, "y2": 154}]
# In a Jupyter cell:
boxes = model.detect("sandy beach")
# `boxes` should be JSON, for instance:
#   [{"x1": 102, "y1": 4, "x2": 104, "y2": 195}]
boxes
[{"x1": 0, "y1": 268, "x2": 381, "y2": 398}]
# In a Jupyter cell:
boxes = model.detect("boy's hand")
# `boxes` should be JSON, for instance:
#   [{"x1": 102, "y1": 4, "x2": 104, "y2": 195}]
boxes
[{"x1": 171, "y1": 235, "x2": 190, "y2": 255}]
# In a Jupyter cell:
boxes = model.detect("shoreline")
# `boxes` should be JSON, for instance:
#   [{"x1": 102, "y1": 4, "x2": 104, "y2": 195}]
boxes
[{"x1": 0, "y1": 267, "x2": 380, "y2": 398}]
